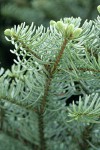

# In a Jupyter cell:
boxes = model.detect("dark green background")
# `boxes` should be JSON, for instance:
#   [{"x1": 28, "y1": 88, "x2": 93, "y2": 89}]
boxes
[{"x1": 0, "y1": 0, "x2": 100, "y2": 68}]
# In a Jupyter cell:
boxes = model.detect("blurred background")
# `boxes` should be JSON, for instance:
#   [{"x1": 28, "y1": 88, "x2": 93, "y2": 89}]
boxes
[{"x1": 0, "y1": 0, "x2": 100, "y2": 69}]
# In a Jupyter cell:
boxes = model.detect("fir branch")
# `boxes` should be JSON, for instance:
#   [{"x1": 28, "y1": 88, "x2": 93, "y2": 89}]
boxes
[
  {"x1": 0, "y1": 128, "x2": 36, "y2": 149},
  {"x1": 79, "y1": 125, "x2": 93, "y2": 150},
  {"x1": 37, "y1": 112, "x2": 46, "y2": 150},
  {"x1": 0, "y1": 96, "x2": 37, "y2": 112},
  {"x1": 68, "y1": 67, "x2": 100, "y2": 73},
  {"x1": 37, "y1": 76, "x2": 52, "y2": 150},
  {"x1": 51, "y1": 39, "x2": 67, "y2": 74},
  {"x1": 2, "y1": 10, "x2": 100, "y2": 149},
  {"x1": 0, "y1": 108, "x2": 4, "y2": 130},
  {"x1": 15, "y1": 37, "x2": 41, "y2": 60},
  {"x1": 36, "y1": 77, "x2": 51, "y2": 150},
  {"x1": 37, "y1": 38, "x2": 68, "y2": 150},
  {"x1": 67, "y1": 93, "x2": 100, "y2": 123},
  {"x1": 40, "y1": 38, "x2": 68, "y2": 112}
]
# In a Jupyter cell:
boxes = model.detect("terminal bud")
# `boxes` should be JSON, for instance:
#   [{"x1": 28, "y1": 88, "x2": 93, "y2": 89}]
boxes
[
  {"x1": 73, "y1": 28, "x2": 82, "y2": 38},
  {"x1": 97, "y1": 5, "x2": 100, "y2": 13},
  {"x1": 4, "y1": 29, "x2": 11, "y2": 36}
]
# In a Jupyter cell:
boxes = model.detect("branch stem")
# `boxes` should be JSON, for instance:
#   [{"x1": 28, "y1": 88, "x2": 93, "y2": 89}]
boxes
[
  {"x1": 51, "y1": 39, "x2": 67, "y2": 74},
  {"x1": 37, "y1": 38, "x2": 67, "y2": 150}
]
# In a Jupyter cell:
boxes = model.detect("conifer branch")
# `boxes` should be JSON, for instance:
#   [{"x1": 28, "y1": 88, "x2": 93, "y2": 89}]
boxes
[
  {"x1": 37, "y1": 38, "x2": 68, "y2": 150},
  {"x1": 0, "y1": 96, "x2": 37, "y2": 112},
  {"x1": 0, "y1": 108, "x2": 4, "y2": 130},
  {"x1": 2, "y1": 8, "x2": 100, "y2": 149},
  {"x1": 68, "y1": 67, "x2": 100, "y2": 72},
  {"x1": 15, "y1": 37, "x2": 41, "y2": 60},
  {"x1": 51, "y1": 39, "x2": 67, "y2": 74},
  {"x1": 0, "y1": 128, "x2": 36, "y2": 149},
  {"x1": 79, "y1": 125, "x2": 93, "y2": 150},
  {"x1": 37, "y1": 77, "x2": 51, "y2": 150},
  {"x1": 37, "y1": 112, "x2": 46, "y2": 150}
]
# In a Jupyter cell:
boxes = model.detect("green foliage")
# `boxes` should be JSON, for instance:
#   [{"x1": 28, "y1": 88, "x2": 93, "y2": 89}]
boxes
[
  {"x1": 1, "y1": 0, "x2": 100, "y2": 25},
  {"x1": 67, "y1": 94, "x2": 100, "y2": 123},
  {"x1": 0, "y1": 4, "x2": 100, "y2": 150}
]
